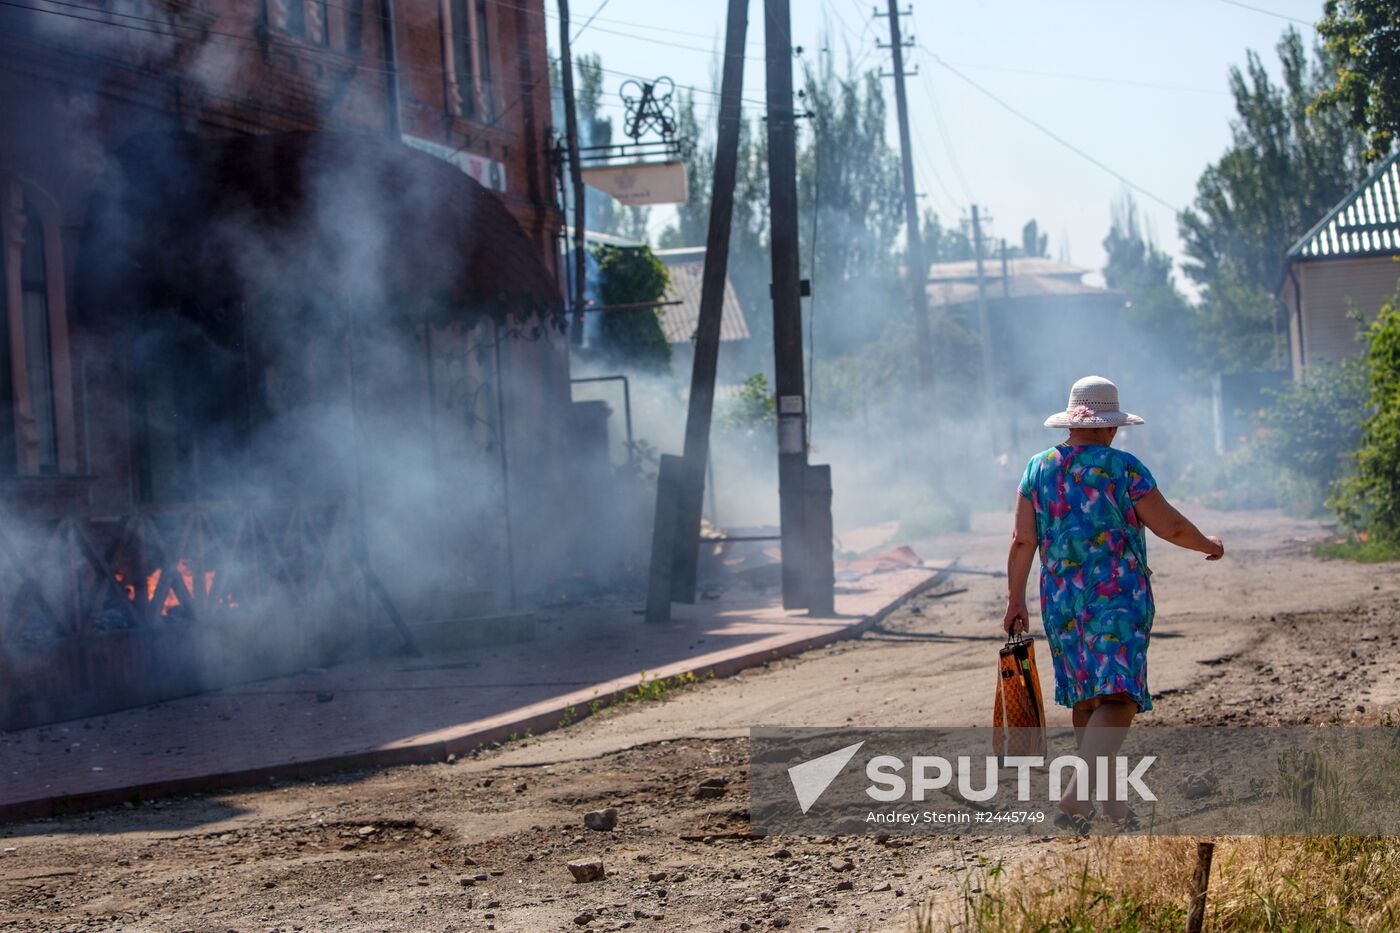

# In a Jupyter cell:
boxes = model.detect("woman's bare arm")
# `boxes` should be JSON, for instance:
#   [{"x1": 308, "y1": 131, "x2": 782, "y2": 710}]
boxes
[
  {"x1": 1133, "y1": 488, "x2": 1224, "y2": 559},
  {"x1": 1003, "y1": 494, "x2": 1039, "y2": 635}
]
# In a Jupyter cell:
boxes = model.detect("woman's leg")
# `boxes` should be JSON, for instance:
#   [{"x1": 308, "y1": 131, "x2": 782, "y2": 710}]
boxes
[
  {"x1": 1060, "y1": 694, "x2": 1137, "y2": 820},
  {"x1": 1072, "y1": 702, "x2": 1094, "y2": 750}
]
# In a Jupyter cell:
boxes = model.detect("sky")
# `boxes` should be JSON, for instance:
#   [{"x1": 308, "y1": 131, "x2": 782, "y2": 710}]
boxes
[{"x1": 546, "y1": 0, "x2": 1327, "y2": 282}]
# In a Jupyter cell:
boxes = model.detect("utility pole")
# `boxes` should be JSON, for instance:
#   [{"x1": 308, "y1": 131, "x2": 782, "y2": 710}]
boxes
[
  {"x1": 645, "y1": 0, "x2": 749, "y2": 620},
  {"x1": 766, "y1": 0, "x2": 832, "y2": 614},
  {"x1": 558, "y1": 0, "x2": 588, "y2": 344},
  {"x1": 971, "y1": 205, "x2": 996, "y2": 447},
  {"x1": 880, "y1": 1, "x2": 934, "y2": 396}
]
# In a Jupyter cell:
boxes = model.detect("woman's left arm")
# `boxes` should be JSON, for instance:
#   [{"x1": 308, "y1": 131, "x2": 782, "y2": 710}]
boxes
[{"x1": 1004, "y1": 495, "x2": 1038, "y2": 635}]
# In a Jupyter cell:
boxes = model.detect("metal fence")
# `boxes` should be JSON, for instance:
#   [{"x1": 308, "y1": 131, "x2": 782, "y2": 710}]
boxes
[{"x1": 0, "y1": 499, "x2": 363, "y2": 730}]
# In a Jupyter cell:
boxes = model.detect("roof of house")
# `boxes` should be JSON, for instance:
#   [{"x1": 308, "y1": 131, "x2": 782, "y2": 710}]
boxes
[
  {"x1": 925, "y1": 259, "x2": 1121, "y2": 309},
  {"x1": 926, "y1": 256, "x2": 1088, "y2": 283},
  {"x1": 1289, "y1": 152, "x2": 1400, "y2": 261},
  {"x1": 653, "y1": 247, "x2": 751, "y2": 343}
]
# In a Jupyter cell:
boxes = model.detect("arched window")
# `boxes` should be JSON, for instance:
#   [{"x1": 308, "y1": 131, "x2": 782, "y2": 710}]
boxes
[{"x1": 0, "y1": 177, "x2": 74, "y2": 476}]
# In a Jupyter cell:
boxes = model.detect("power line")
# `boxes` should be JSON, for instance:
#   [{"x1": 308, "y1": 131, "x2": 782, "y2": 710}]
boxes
[
  {"x1": 1213, "y1": 0, "x2": 1314, "y2": 26},
  {"x1": 570, "y1": 0, "x2": 610, "y2": 42},
  {"x1": 920, "y1": 45, "x2": 1178, "y2": 212},
  {"x1": 7, "y1": 0, "x2": 785, "y2": 173},
  {"x1": 595, "y1": 64, "x2": 767, "y2": 110},
  {"x1": 577, "y1": 21, "x2": 765, "y2": 62},
  {"x1": 942, "y1": 60, "x2": 1229, "y2": 97},
  {"x1": 916, "y1": 68, "x2": 974, "y2": 204},
  {"x1": 913, "y1": 137, "x2": 962, "y2": 217}
]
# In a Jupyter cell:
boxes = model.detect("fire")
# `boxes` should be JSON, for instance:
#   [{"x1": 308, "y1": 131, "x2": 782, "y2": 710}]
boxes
[{"x1": 113, "y1": 560, "x2": 240, "y2": 615}]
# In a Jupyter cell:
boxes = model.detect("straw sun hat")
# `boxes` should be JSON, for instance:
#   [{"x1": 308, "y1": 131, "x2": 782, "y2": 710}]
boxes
[{"x1": 1043, "y1": 375, "x2": 1144, "y2": 429}]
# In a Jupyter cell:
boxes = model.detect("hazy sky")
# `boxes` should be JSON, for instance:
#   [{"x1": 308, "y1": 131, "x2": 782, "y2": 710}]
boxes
[{"x1": 548, "y1": 0, "x2": 1326, "y2": 280}]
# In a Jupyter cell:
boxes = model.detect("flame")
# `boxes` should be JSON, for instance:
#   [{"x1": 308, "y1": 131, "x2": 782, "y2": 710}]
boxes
[{"x1": 114, "y1": 560, "x2": 239, "y2": 615}]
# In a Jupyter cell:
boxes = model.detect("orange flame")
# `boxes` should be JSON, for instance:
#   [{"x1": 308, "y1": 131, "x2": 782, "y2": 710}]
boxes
[{"x1": 115, "y1": 559, "x2": 239, "y2": 615}]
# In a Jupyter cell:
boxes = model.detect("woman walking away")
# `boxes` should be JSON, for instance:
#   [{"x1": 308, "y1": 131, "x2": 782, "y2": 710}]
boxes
[{"x1": 1003, "y1": 376, "x2": 1224, "y2": 833}]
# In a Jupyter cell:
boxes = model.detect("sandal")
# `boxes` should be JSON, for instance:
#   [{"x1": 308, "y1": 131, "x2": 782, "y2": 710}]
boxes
[{"x1": 1052, "y1": 810, "x2": 1094, "y2": 836}]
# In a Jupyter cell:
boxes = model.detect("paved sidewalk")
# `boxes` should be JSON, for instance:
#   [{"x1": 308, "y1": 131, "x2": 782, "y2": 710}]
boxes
[{"x1": 0, "y1": 568, "x2": 936, "y2": 821}]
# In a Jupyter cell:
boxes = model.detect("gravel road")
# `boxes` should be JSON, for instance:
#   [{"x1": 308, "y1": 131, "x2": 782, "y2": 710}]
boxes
[{"x1": 3, "y1": 507, "x2": 1397, "y2": 932}]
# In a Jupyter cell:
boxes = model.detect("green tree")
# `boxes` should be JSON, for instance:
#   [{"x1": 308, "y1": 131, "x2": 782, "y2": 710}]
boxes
[
  {"x1": 1333, "y1": 290, "x2": 1400, "y2": 542},
  {"x1": 718, "y1": 372, "x2": 777, "y2": 430},
  {"x1": 1103, "y1": 195, "x2": 1194, "y2": 365},
  {"x1": 1316, "y1": 0, "x2": 1400, "y2": 161},
  {"x1": 1020, "y1": 219, "x2": 1048, "y2": 258},
  {"x1": 661, "y1": 47, "x2": 907, "y2": 367},
  {"x1": 593, "y1": 244, "x2": 671, "y2": 373},
  {"x1": 1179, "y1": 29, "x2": 1364, "y2": 373},
  {"x1": 920, "y1": 210, "x2": 973, "y2": 263},
  {"x1": 656, "y1": 89, "x2": 714, "y2": 250},
  {"x1": 797, "y1": 48, "x2": 905, "y2": 352}
]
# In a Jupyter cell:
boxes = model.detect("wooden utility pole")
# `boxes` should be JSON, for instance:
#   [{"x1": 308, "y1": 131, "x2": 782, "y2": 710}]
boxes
[
  {"x1": 766, "y1": 0, "x2": 828, "y2": 612},
  {"x1": 881, "y1": 1, "x2": 935, "y2": 395},
  {"x1": 971, "y1": 205, "x2": 995, "y2": 443},
  {"x1": 558, "y1": 0, "x2": 588, "y2": 344},
  {"x1": 646, "y1": 0, "x2": 750, "y2": 618}
]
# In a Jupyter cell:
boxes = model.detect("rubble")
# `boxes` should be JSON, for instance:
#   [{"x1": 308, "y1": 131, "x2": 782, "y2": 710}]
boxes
[
  {"x1": 693, "y1": 777, "x2": 729, "y2": 799},
  {"x1": 584, "y1": 807, "x2": 619, "y2": 831},
  {"x1": 568, "y1": 859, "x2": 606, "y2": 883},
  {"x1": 1181, "y1": 769, "x2": 1219, "y2": 800}
]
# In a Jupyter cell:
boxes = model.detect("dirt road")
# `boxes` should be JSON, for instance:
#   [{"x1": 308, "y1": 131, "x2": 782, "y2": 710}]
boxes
[{"x1": 3, "y1": 507, "x2": 1398, "y2": 932}]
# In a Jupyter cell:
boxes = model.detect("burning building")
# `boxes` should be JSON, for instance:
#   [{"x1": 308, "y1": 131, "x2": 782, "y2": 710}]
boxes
[{"x1": 0, "y1": 0, "x2": 575, "y2": 728}]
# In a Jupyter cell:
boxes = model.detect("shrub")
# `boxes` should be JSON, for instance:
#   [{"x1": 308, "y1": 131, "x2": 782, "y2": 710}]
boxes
[
  {"x1": 1256, "y1": 358, "x2": 1369, "y2": 515},
  {"x1": 719, "y1": 372, "x2": 777, "y2": 431},
  {"x1": 1332, "y1": 292, "x2": 1400, "y2": 544},
  {"x1": 593, "y1": 244, "x2": 671, "y2": 373}
]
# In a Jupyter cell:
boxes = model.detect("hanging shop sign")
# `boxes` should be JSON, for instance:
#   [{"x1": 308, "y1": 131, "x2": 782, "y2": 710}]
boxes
[
  {"x1": 582, "y1": 160, "x2": 688, "y2": 206},
  {"x1": 401, "y1": 134, "x2": 507, "y2": 193}
]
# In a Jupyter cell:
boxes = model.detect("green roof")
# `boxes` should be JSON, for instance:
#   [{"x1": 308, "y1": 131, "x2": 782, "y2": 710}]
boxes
[{"x1": 1289, "y1": 152, "x2": 1400, "y2": 260}]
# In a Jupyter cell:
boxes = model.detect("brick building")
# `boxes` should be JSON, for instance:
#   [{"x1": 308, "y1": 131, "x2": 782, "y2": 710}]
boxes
[{"x1": 0, "y1": 0, "x2": 573, "y2": 727}]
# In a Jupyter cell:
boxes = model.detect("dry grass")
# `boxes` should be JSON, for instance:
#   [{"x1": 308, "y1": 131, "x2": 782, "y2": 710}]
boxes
[{"x1": 915, "y1": 835, "x2": 1400, "y2": 932}]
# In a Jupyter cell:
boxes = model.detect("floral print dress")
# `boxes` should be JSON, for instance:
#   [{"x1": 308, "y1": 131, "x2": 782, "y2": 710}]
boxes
[{"x1": 1018, "y1": 444, "x2": 1158, "y2": 711}]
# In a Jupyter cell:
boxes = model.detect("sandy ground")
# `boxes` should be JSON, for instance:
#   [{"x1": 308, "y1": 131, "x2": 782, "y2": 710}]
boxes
[{"x1": 3, "y1": 506, "x2": 1399, "y2": 933}]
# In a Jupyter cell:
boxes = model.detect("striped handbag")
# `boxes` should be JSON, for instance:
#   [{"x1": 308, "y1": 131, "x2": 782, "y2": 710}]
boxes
[{"x1": 993, "y1": 632, "x2": 1048, "y2": 758}]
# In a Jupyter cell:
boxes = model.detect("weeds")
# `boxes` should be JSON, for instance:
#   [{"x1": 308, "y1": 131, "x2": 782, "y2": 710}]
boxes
[
  {"x1": 917, "y1": 835, "x2": 1400, "y2": 932},
  {"x1": 1313, "y1": 535, "x2": 1400, "y2": 563},
  {"x1": 556, "y1": 672, "x2": 713, "y2": 731}
]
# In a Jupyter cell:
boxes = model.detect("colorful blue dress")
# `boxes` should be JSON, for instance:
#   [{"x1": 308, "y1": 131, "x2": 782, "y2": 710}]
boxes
[{"x1": 1018, "y1": 444, "x2": 1157, "y2": 711}]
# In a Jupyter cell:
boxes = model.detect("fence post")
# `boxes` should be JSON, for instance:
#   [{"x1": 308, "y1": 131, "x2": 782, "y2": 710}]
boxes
[{"x1": 1186, "y1": 840, "x2": 1215, "y2": 933}]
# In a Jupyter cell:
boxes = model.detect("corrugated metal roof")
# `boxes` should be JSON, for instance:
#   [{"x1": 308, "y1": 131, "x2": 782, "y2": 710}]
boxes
[
  {"x1": 926, "y1": 273, "x2": 1122, "y2": 309},
  {"x1": 654, "y1": 247, "x2": 751, "y2": 344},
  {"x1": 926, "y1": 256, "x2": 1088, "y2": 282},
  {"x1": 1290, "y1": 153, "x2": 1400, "y2": 260}
]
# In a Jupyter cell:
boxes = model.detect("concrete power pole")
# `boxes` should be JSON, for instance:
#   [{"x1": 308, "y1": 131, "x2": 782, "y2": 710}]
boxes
[
  {"x1": 557, "y1": 0, "x2": 588, "y2": 344},
  {"x1": 880, "y1": 1, "x2": 935, "y2": 396},
  {"x1": 645, "y1": 0, "x2": 750, "y2": 620},
  {"x1": 766, "y1": 0, "x2": 832, "y2": 614}
]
